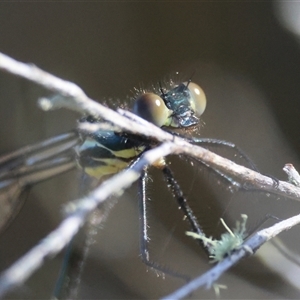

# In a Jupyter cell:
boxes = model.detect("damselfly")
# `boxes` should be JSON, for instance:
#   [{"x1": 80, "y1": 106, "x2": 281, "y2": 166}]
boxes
[{"x1": 1, "y1": 74, "x2": 300, "y2": 299}]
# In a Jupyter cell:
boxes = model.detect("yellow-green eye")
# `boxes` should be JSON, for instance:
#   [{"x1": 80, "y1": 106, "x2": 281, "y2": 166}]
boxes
[
  {"x1": 133, "y1": 93, "x2": 169, "y2": 127},
  {"x1": 185, "y1": 82, "x2": 207, "y2": 117}
]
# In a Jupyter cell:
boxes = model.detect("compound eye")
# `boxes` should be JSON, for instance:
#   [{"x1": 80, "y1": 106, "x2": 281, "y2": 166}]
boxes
[
  {"x1": 185, "y1": 82, "x2": 207, "y2": 116},
  {"x1": 133, "y1": 93, "x2": 169, "y2": 127}
]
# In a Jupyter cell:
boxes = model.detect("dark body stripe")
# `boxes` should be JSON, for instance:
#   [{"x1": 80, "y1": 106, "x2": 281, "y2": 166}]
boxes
[{"x1": 77, "y1": 130, "x2": 144, "y2": 179}]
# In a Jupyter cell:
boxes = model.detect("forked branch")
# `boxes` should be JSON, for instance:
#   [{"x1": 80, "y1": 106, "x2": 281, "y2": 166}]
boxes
[{"x1": 0, "y1": 52, "x2": 300, "y2": 299}]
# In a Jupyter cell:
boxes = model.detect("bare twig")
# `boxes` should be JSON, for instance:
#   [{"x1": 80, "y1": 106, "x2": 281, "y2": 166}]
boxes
[
  {"x1": 1, "y1": 53, "x2": 300, "y2": 202},
  {"x1": 0, "y1": 53, "x2": 85, "y2": 98},
  {"x1": 0, "y1": 142, "x2": 175, "y2": 298},
  {"x1": 1, "y1": 52, "x2": 300, "y2": 298},
  {"x1": 162, "y1": 213, "x2": 300, "y2": 300}
]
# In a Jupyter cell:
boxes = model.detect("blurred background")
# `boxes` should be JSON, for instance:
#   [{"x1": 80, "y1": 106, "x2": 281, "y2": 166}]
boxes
[{"x1": 1, "y1": 2, "x2": 300, "y2": 299}]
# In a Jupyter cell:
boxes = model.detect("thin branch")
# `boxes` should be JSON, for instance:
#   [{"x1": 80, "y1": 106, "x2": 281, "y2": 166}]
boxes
[
  {"x1": 0, "y1": 142, "x2": 175, "y2": 298},
  {"x1": 0, "y1": 52, "x2": 85, "y2": 98},
  {"x1": 1, "y1": 52, "x2": 300, "y2": 202},
  {"x1": 162, "y1": 212, "x2": 300, "y2": 300},
  {"x1": 1, "y1": 52, "x2": 300, "y2": 298}
]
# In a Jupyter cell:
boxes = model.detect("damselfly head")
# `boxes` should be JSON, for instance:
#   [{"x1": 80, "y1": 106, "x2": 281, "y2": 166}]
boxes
[{"x1": 132, "y1": 81, "x2": 206, "y2": 129}]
